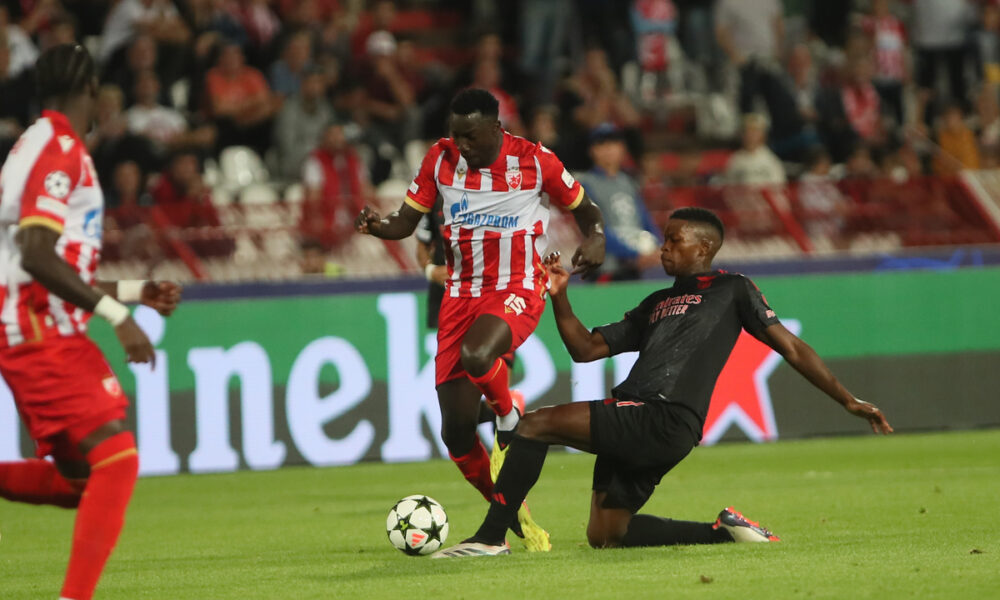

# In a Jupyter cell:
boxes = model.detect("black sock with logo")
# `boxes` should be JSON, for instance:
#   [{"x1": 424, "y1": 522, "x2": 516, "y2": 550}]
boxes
[{"x1": 471, "y1": 435, "x2": 549, "y2": 544}]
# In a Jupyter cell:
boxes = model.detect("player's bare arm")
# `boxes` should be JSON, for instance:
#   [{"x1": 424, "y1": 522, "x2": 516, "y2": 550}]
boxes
[
  {"x1": 18, "y1": 225, "x2": 156, "y2": 365},
  {"x1": 759, "y1": 322, "x2": 893, "y2": 434},
  {"x1": 545, "y1": 252, "x2": 611, "y2": 362},
  {"x1": 569, "y1": 195, "x2": 605, "y2": 275},
  {"x1": 96, "y1": 280, "x2": 183, "y2": 316},
  {"x1": 355, "y1": 203, "x2": 424, "y2": 240}
]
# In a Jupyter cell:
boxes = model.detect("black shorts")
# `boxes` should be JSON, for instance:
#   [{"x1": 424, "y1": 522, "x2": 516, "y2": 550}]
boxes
[{"x1": 589, "y1": 398, "x2": 700, "y2": 514}]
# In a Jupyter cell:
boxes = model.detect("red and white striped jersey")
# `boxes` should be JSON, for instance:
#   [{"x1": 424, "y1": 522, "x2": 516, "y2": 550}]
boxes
[
  {"x1": 405, "y1": 131, "x2": 584, "y2": 298},
  {"x1": 0, "y1": 110, "x2": 104, "y2": 348}
]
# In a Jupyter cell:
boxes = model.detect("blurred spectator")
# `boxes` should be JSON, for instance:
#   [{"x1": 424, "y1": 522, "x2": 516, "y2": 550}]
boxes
[
  {"x1": 127, "y1": 69, "x2": 217, "y2": 157},
  {"x1": 816, "y1": 52, "x2": 885, "y2": 162},
  {"x1": 933, "y1": 102, "x2": 980, "y2": 175},
  {"x1": 842, "y1": 144, "x2": 880, "y2": 180},
  {"x1": 785, "y1": 43, "x2": 819, "y2": 123},
  {"x1": 562, "y1": 46, "x2": 643, "y2": 161},
  {"x1": 527, "y1": 105, "x2": 575, "y2": 160},
  {"x1": 228, "y1": 0, "x2": 282, "y2": 67},
  {"x1": 576, "y1": 124, "x2": 661, "y2": 280},
  {"x1": 88, "y1": 84, "x2": 157, "y2": 185},
  {"x1": 38, "y1": 12, "x2": 79, "y2": 51},
  {"x1": 714, "y1": 0, "x2": 785, "y2": 115},
  {"x1": 470, "y1": 58, "x2": 525, "y2": 136},
  {"x1": 861, "y1": 0, "x2": 909, "y2": 127},
  {"x1": 204, "y1": 41, "x2": 280, "y2": 155},
  {"x1": 300, "y1": 122, "x2": 372, "y2": 250},
  {"x1": 725, "y1": 114, "x2": 786, "y2": 185},
  {"x1": 104, "y1": 160, "x2": 162, "y2": 265},
  {"x1": 357, "y1": 30, "x2": 419, "y2": 149},
  {"x1": 7, "y1": 0, "x2": 60, "y2": 38},
  {"x1": 150, "y1": 151, "x2": 232, "y2": 257},
  {"x1": 912, "y1": 0, "x2": 977, "y2": 120},
  {"x1": 797, "y1": 146, "x2": 848, "y2": 248},
  {"x1": 519, "y1": 0, "x2": 572, "y2": 106},
  {"x1": 976, "y1": 84, "x2": 1000, "y2": 166},
  {"x1": 976, "y1": 1, "x2": 1000, "y2": 86},
  {"x1": 99, "y1": 0, "x2": 191, "y2": 66},
  {"x1": 0, "y1": 33, "x2": 33, "y2": 159},
  {"x1": 299, "y1": 236, "x2": 338, "y2": 276},
  {"x1": 103, "y1": 35, "x2": 170, "y2": 108},
  {"x1": 0, "y1": 5, "x2": 38, "y2": 77},
  {"x1": 351, "y1": 0, "x2": 398, "y2": 57},
  {"x1": 630, "y1": 0, "x2": 680, "y2": 103},
  {"x1": 674, "y1": 0, "x2": 718, "y2": 81},
  {"x1": 578, "y1": 0, "x2": 635, "y2": 76},
  {"x1": 269, "y1": 28, "x2": 314, "y2": 97},
  {"x1": 454, "y1": 32, "x2": 522, "y2": 95},
  {"x1": 274, "y1": 66, "x2": 335, "y2": 181}
]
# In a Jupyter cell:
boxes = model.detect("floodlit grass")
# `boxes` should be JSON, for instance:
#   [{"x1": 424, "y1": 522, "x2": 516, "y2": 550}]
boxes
[{"x1": 2, "y1": 430, "x2": 998, "y2": 599}]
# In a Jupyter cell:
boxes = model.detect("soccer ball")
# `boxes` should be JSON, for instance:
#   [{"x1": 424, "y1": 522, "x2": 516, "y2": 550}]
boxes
[{"x1": 386, "y1": 495, "x2": 449, "y2": 555}]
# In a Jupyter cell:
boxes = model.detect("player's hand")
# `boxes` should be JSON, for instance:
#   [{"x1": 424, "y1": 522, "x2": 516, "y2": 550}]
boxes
[
  {"x1": 430, "y1": 265, "x2": 448, "y2": 286},
  {"x1": 140, "y1": 281, "x2": 182, "y2": 316},
  {"x1": 355, "y1": 206, "x2": 382, "y2": 236},
  {"x1": 571, "y1": 233, "x2": 605, "y2": 276},
  {"x1": 544, "y1": 252, "x2": 570, "y2": 297},
  {"x1": 844, "y1": 397, "x2": 893, "y2": 435},
  {"x1": 114, "y1": 317, "x2": 156, "y2": 368}
]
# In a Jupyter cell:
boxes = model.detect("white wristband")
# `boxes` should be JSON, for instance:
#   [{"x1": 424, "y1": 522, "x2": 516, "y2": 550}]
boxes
[
  {"x1": 424, "y1": 263, "x2": 437, "y2": 281},
  {"x1": 117, "y1": 280, "x2": 147, "y2": 303},
  {"x1": 94, "y1": 295, "x2": 130, "y2": 326}
]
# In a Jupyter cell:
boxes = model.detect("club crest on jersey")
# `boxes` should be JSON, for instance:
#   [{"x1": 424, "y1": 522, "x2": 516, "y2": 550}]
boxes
[
  {"x1": 504, "y1": 293, "x2": 527, "y2": 315},
  {"x1": 102, "y1": 376, "x2": 123, "y2": 398},
  {"x1": 505, "y1": 168, "x2": 522, "y2": 189}
]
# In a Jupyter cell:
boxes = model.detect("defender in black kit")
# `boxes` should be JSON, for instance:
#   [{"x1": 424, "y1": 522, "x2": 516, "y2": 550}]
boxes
[{"x1": 432, "y1": 207, "x2": 893, "y2": 558}]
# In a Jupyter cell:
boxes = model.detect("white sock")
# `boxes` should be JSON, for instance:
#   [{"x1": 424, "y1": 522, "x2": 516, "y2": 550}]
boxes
[{"x1": 496, "y1": 408, "x2": 520, "y2": 432}]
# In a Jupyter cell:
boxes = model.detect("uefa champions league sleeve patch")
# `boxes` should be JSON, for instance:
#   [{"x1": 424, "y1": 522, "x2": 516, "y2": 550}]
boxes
[{"x1": 43, "y1": 171, "x2": 72, "y2": 199}]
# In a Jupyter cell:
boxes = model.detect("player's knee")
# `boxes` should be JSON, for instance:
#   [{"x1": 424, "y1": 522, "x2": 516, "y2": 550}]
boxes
[
  {"x1": 586, "y1": 523, "x2": 624, "y2": 549},
  {"x1": 459, "y1": 342, "x2": 495, "y2": 378},
  {"x1": 513, "y1": 411, "x2": 546, "y2": 440},
  {"x1": 439, "y1": 420, "x2": 476, "y2": 455}
]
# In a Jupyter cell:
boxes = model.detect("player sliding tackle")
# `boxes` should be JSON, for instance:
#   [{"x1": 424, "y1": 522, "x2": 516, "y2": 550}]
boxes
[
  {"x1": 0, "y1": 45, "x2": 182, "y2": 599},
  {"x1": 356, "y1": 89, "x2": 605, "y2": 551},
  {"x1": 433, "y1": 207, "x2": 892, "y2": 557}
]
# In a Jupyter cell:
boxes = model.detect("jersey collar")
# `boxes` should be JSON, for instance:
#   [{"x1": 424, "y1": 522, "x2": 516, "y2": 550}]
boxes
[{"x1": 41, "y1": 110, "x2": 80, "y2": 140}]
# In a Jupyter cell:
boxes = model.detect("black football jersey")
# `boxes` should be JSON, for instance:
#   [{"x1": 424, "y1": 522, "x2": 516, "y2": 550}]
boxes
[{"x1": 594, "y1": 271, "x2": 780, "y2": 427}]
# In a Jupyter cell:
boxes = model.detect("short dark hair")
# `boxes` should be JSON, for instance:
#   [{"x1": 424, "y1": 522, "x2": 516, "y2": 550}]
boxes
[
  {"x1": 670, "y1": 207, "x2": 725, "y2": 241},
  {"x1": 450, "y1": 88, "x2": 499, "y2": 119},
  {"x1": 35, "y1": 44, "x2": 95, "y2": 103}
]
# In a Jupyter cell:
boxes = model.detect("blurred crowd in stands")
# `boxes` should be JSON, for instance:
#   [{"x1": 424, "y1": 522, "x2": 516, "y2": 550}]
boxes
[{"x1": 2, "y1": 0, "x2": 1000, "y2": 281}]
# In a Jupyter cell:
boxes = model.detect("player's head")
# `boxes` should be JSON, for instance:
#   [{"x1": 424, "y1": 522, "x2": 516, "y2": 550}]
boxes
[
  {"x1": 449, "y1": 88, "x2": 501, "y2": 170},
  {"x1": 35, "y1": 44, "x2": 98, "y2": 110},
  {"x1": 661, "y1": 207, "x2": 724, "y2": 276}
]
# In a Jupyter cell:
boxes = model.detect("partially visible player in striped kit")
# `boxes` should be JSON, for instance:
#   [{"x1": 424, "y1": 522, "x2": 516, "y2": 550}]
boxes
[
  {"x1": 0, "y1": 44, "x2": 181, "y2": 600},
  {"x1": 356, "y1": 89, "x2": 605, "y2": 551}
]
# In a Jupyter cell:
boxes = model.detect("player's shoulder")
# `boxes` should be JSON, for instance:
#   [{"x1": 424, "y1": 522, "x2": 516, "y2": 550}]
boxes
[
  {"x1": 713, "y1": 270, "x2": 763, "y2": 293},
  {"x1": 504, "y1": 133, "x2": 557, "y2": 160}
]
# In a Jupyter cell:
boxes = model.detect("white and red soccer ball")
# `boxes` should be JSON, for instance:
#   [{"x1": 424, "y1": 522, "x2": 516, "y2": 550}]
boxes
[{"x1": 386, "y1": 495, "x2": 449, "y2": 555}]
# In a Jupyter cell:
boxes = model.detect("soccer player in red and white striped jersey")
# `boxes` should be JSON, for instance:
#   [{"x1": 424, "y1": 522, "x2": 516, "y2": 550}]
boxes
[
  {"x1": 357, "y1": 89, "x2": 605, "y2": 550},
  {"x1": 0, "y1": 45, "x2": 181, "y2": 600}
]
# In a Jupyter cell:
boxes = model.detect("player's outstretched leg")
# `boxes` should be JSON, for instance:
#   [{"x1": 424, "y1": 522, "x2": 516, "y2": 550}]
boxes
[
  {"x1": 615, "y1": 508, "x2": 779, "y2": 547},
  {"x1": 0, "y1": 459, "x2": 83, "y2": 508},
  {"x1": 60, "y1": 430, "x2": 139, "y2": 600},
  {"x1": 461, "y1": 316, "x2": 519, "y2": 437}
]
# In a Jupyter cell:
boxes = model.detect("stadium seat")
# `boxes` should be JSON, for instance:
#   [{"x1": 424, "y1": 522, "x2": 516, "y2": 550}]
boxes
[{"x1": 220, "y1": 146, "x2": 269, "y2": 190}]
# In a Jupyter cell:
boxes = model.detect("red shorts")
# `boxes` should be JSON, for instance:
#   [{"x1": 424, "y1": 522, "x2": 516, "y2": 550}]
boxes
[
  {"x1": 0, "y1": 334, "x2": 128, "y2": 459},
  {"x1": 436, "y1": 288, "x2": 546, "y2": 386}
]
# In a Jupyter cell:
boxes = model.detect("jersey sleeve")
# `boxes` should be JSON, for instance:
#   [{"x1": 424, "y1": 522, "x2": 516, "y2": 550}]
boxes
[
  {"x1": 18, "y1": 143, "x2": 83, "y2": 233},
  {"x1": 736, "y1": 275, "x2": 780, "y2": 339},
  {"x1": 404, "y1": 142, "x2": 443, "y2": 214},
  {"x1": 593, "y1": 301, "x2": 648, "y2": 355},
  {"x1": 537, "y1": 144, "x2": 585, "y2": 210}
]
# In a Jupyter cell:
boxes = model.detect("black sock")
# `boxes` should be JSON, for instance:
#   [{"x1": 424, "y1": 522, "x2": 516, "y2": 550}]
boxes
[
  {"x1": 471, "y1": 435, "x2": 549, "y2": 544},
  {"x1": 620, "y1": 514, "x2": 733, "y2": 547},
  {"x1": 477, "y1": 401, "x2": 494, "y2": 424}
]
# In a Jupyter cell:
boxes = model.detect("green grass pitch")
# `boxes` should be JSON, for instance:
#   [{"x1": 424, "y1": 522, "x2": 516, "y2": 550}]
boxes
[{"x1": 2, "y1": 430, "x2": 998, "y2": 599}]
